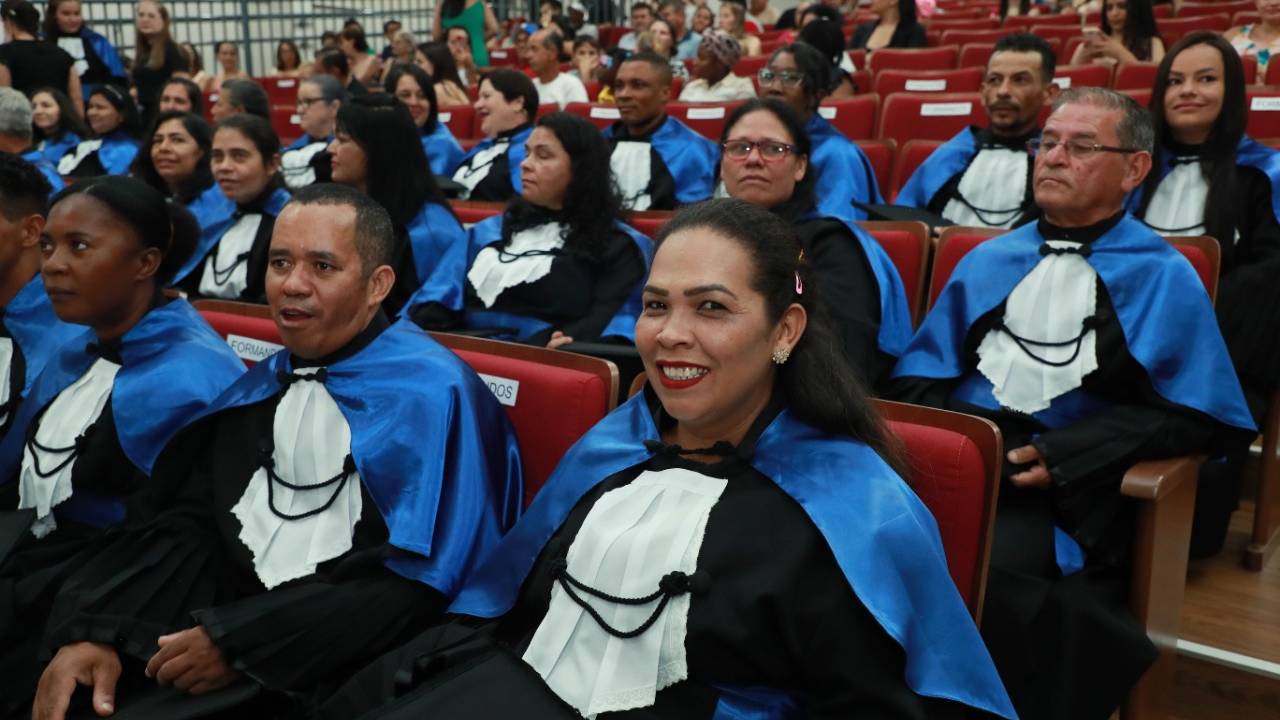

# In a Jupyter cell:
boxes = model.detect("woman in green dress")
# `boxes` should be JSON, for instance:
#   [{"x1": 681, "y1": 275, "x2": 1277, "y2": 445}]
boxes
[{"x1": 433, "y1": 0, "x2": 500, "y2": 67}]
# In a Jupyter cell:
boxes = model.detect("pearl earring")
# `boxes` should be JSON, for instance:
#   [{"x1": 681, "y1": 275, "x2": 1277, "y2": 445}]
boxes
[{"x1": 771, "y1": 347, "x2": 790, "y2": 365}]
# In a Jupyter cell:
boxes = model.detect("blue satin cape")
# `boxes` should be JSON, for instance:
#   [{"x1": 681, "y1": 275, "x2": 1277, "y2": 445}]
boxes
[
  {"x1": 454, "y1": 215, "x2": 654, "y2": 342},
  {"x1": 2, "y1": 276, "x2": 82, "y2": 399},
  {"x1": 1125, "y1": 136, "x2": 1280, "y2": 223},
  {"x1": 32, "y1": 134, "x2": 79, "y2": 168},
  {"x1": 405, "y1": 200, "x2": 468, "y2": 311},
  {"x1": 458, "y1": 125, "x2": 532, "y2": 194},
  {"x1": 821, "y1": 214, "x2": 912, "y2": 356},
  {"x1": 0, "y1": 300, "x2": 245, "y2": 525},
  {"x1": 892, "y1": 215, "x2": 1256, "y2": 433},
  {"x1": 95, "y1": 131, "x2": 140, "y2": 176},
  {"x1": 808, "y1": 114, "x2": 883, "y2": 221},
  {"x1": 421, "y1": 122, "x2": 466, "y2": 177},
  {"x1": 19, "y1": 150, "x2": 65, "y2": 197},
  {"x1": 189, "y1": 320, "x2": 523, "y2": 593},
  {"x1": 283, "y1": 133, "x2": 332, "y2": 152},
  {"x1": 895, "y1": 127, "x2": 982, "y2": 208},
  {"x1": 604, "y1": 116, "x2": 719, "y2": 204},
  {"x1": 449, "y1": 392, "x2": 1018, "y2": 719},
  {"x1": 170, "y1": 183, "x2": 244, "y2": 284}
]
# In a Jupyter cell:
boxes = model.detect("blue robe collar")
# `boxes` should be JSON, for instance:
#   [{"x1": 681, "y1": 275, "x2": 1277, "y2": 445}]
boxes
[
  {"x1": 892, "y1": 214, "x2": 1256, "y2": 432},
  {"x1": 807, "y1": 213, "x2": 912, "y2": 356},
  {"x1": 0, "y1": 298, "x2": 245, "y2": 482},
  {"x1": 449, "y1": 391, "x2": 1017, "y2": 719},
  {"x1": 283, "y1": 133, "x2": 332, "y2": 152},
  {"x1": 459, "y1": 124, "x2": 532, "y2": 194},
  {"x1": 170, "y1": 183, "x2": 239, "y2": 284},
  {"x1": 19, "y1": 150, "x2": 65, "y2": 198},
  {"x1": 190, "y1": 319, "x2": 523, "y2": 594},
  {"x1": 2, "y1": 275, "x2": 83, "y2": 398},
  {"x1": 404, "y1": 201, "x2": 468, "y2": 311},
  {"x1": 1126, "y1": 136, "x2": 1280, "y2": 223},
  {"x1": 96, "y1": 131, "x2": 139, "y2": 176},
  {"x1": 82, "y1": 28, "x2": 127, "y2": 80},
  {"x1": 806, "y1": 114, "x2": 883, "y2": 220},
  {"x1": 605, "y1": 115, "x2": 718, "y2": 204},
  {"x1": 420, "y1": 122, "x2": 466, "y2": 177}
]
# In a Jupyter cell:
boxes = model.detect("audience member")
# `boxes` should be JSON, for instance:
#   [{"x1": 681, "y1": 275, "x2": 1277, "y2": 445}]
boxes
[
  {"x1": 681, "y1": 30, "x2": 756, "y2": 102},
  {"x1": 318, "y1": 48, "x2": 368, "y2": 97},
  {"x1": 43, "y1": 0, "x2": 127, "y2": 100},
  {"x1": 719, "y1": 98, "x2": 911, "y2": 386},
  {"x1": 281, "y1": 74, "x2": 344, "y2": 189},
  {"x1": 57, "y1": 84, "x2": 140, "y2": 177},
  {"x1": 891, "y1": 87, "x2": 1255, "y2": 720},
  {"x1": 447, "y1": 26, "x2": 481, "y2": 85},
  {"x1": 0, "y1": 176, "x2": 246, "y2": 716},
  {"x1": 275, "y1": 38, "x2": 303, "y2": 76},
  {"x1": 210, "y1": 77, "x2": 269, "y2": 121},
  {"x1": 385, "y1": 64, "x2": 466, "y2": 176},
  {"x1": 638, "y1": 18, "x2": 690, "y2": 81},
  {"x1": 759, "y1": 43, "x2": 882, "y2": 219},
  {"x1": 436, "y1": 0, "x2": 500, "y2": 68},
  {"x1": 338, "y1": 27, "x2": 383, "y2": 86},
  {"x1": 413, "y1": 112, "x2": 651, "y2": 348},
  {"x1": 1129, "y1": 32, "x2": 1280, "y2": 558},
  {"x1": 29, "y1": 86, "x2": 89, "y2": 167},
  {"x1": 131, "y1": 0, "x2": 185, "y2": 126},
  {"x1": 318, "y1": 198, "x2": 1016, "y2": 720},
  {"x1": 381, "y1": 28, "x2": 417, "y2": 81},
  {"x1": 691, "y1": 3, "x2": 714, "y2": 34},
  {"x1": 157, "y1": 75, "x2": 202, "y2": 114},
  {"x1": 29, "y1": 183, "x2": 521, "y2": 719},
  {"x1": 452, "y1": 69, "x2": 537, "y2": 202},
  {"x1": 380, "y1": 18, "x2": 402, "y2": 59},
  {"x1": 207, "y1": 40, "x2": 250, "y2": 92},
  {"x1": 529, "y1": 29, "x2": 588, "y2": 109},
  {"x1": 0, "y1": 0, "x2": 79, "y2": 106},
  {"x1": 178, "y1": 40, "x2": 211, "y2": 88},
  {"x1": 897, "y1": 33, "x2": 1057, "y2": 227},
  {"x1": 606, "y1": 52, "x2": 717, "y2": 210},
  {"x1": 1227, "y1": 0, "x2": 1280, "y2": 76},
  {"x1": 618, "y1": 0, "x2": 654, "y2": 51},
  {"x1": 748, "y1": 0, "x2": 780, "y2": 27},
  {"x1": 177, "y1": 114, "x2": 291, "y2": 302},
  {"x1": 718, "y1": 0, "x2": 762, "y2": 56},
  {"x1": 1070, "y1": 0, "x2": 1164, "y2": 67},
  {"x1": 130, "y1": 110, "x2": 216, "y2": 203},
  {"x1": 331, "y1": 94, "x2": 469, "y2": 316},
  {"x1": 848, "y1": 0, "x2": 926, "y2": 51},
  {"x1": 0, "y1": 88, "x2": 60, "y2": 191},
  {"x1": 659, "y1": 0, "x2": 702, "y2": 60},
  {"x1": 570, "y1": 35, "x2": 608, "y2": 84},
  {"x1": 418, "y1": 41, "x2": 471, "y2": 107}
]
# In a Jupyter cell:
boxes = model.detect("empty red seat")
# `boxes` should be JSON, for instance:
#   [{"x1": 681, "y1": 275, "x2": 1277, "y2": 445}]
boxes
[
  {"x1": 855, "y1": 138, "x2": 896, "y2": 196},
  {"x1": 891, "y1": 138, "x2": 943, "y2": 201},
  {"x1": 666, "y1": 101, "x2": 745, "y2": 140},
  {"x1": 1113, "y1": 62, "x2": 1159, "y2": 90},
  {"x1": 877, "y1": 92, "x2": 985, "y2": 147},
  {"x1": 860, "y1": 220, "x2": 929, "y2": 325},
  {"x1": 942, "y1": 28, "x2": 1012, "y2": 48},
  {"x1": 1005, "y1": 13, "x2": 1078, "y2": 28},
  {"x1": 927, "y1": 17, "x2": 1000, "y2": 32},
  {"x1": 1053, "y1": 63, "x2": 1112, "y2": 90},
  {"x1": 819, "y1": 94, "x2": 880, "y2": 140},
  {"x1": 437, "y1": 105, "x2": 476, "y2": 140},
  {"x1": 564, "y1": 101, "x2": 621, "y2": 131},
  {"x1": 874, "y1": 67, "x2": 984, "y2": 96},
  {"x1": 869, "y1": 45, "x2": 960, "y2": 73},
  {"x1": 259, "y1": 75, "x2": 300, "y2": 107},
  {"x1": 1158, "y1": 14, "x2": 1232, "y2": 46},
  {"x1": 270, "y1": 106, "x2": 302, "y2": 145},
  {"x1": 958, "y1": 42, "x2": 998, "y2": 68}
]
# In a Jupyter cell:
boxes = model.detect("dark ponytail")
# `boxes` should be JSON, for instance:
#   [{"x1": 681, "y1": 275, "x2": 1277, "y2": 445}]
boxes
[
  {"x1": 49, "y1": 175, "x2": 199, "y2": 286},
  {"x1": 654, "y1": 199, "x2": 906, "y2": 474}
]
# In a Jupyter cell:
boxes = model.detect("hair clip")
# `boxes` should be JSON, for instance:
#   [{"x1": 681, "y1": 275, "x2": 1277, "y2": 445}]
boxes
[{"x1": 795, "y1": 271, "x2": 804, "y2": 296}]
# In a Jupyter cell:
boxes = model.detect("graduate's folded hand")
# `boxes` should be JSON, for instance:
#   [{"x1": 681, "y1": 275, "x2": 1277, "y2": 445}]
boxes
[
  {"x1": 547, "y1": 331, "x2": 575, "y2": 350},
  {"x1": 1007, "y1": 444, "x2": 1051, "y2": 488},
  {"x1": 145, "y1": 626, "x2": 242, "y2": 695},
  {"x1": 33, "y1": 641, "x2": 121, "y2": 720}
]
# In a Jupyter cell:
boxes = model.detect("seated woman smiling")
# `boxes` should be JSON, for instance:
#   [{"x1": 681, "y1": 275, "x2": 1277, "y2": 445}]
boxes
[{"x1": 317, "y1": 198, "x2": 1016, "y2": 720}]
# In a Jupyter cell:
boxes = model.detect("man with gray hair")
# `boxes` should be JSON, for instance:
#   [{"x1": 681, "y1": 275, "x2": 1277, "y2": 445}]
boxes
[
  {"x1": 0, "y1": 88, "x2": 63, "y2": 194},
  {"x1": 281, "y1": 75, "x2": 347, "y2": 189},
  {"x1": 891, "y1": 87, "x2": 1256, "y2": 719},
  {"x1": 210, "y1": 78, "x2": 270, "y2": 122}
]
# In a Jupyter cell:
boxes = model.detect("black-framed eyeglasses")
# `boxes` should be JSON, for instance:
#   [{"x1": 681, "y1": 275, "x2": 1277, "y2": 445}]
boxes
[
  {"x1": 1027, "y1": 138, "x2": 1142, "y2": 159},
  {"x1": 296, "y1": 97, "x2": 325, "y2": 109},
  {"x1": 721, "y1": 139, "x2": 798, "y2": 161},
  {"x1": 757, "y1": 68, "x2": 805, "y2": 88}
]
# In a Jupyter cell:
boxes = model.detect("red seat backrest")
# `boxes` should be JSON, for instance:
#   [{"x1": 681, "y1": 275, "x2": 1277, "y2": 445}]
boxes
[
  {"x1": 1113, "y1": 62, "x2": 1159, "y2": 91},
  {"x1": 877, "y1": 92, "x2": 985, "y2": 147},
  {"x1": 944, "y1": 29, "x2": 1011, "y2": 49},
  {"x1": 1179, "y1": 1, "x2": 1253, "y2": 16},
  {"x1": 819, "y1": 94, "x2": 880, "y2": 140},
  {"x1": 929, "y1": 230, "x2": 999, "y2": 308},
  {"x1": 928, "y1": 17, "x2": 1000, "y2": 32},
  {"x1": 198, "y1": 310, "x2": 283, "y2": 367},
  {"x1": 1159, "y1": 14, "x2": 1231, "y2": 46},
  {"x1": 452, "y1": 202, "x2": 504, "y2": 226},
  {"x1": 958, "y1": 41, "x2": 997, "y2": 68},
  {"x1": 890, "y1": 138, "x2": 942, "y2": 201},
  {"x1": 1118, "y1": 87, "x2": 1152, "y2": 106},
  {"x1": 627, "y1": 211, "x2": 671, "y2": 239},
  {"x1": 259, "y1": 75, "x2": 299, "y2": 107},
  {"x1": 873, "y1": 67, "x2": 984, "y2": 96},
  {"x1": 1006, "y1": 12, "x2": 1078, "y2": 28},
  {"x1": 1053, "y1": 63, "x2": 1112, "y2": 90},
  {"x1": 666, "y1": 101, "x2": 745, "y2": 140},
  {"x1": 270, "y1": 106, "x2": 302, "y2": 145},
  {"x1": 855, "y1": 139, "x2": 896, "y2": 194},
  {"x1": 1246, "y1": 88, "x2": 1280, "y2": 139},
  {"x1": 732, "y1": 54, "x2": 770, "y2": 79},
  {"x1": 861, "y1": 223, "x2": 928, "y2": 325},
  {"x1": 564, "y1": 101, "x2": 620, "y2": 131},
  {"x1": 1243, "y1": 54, "x2": 1258, "y2": 84},
  {"x1": 438, "y1": 105, "x2": 476, "y2": 140},
  {"x1": 869, "y1": 45, "x2": 960, "y2": 73}
]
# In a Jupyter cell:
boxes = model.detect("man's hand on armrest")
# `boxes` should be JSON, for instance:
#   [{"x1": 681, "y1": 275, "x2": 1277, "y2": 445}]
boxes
[
  {"x1": 145, "y1": 626, "x2": 241, "y2": 695},
  {"x1": 33, "y1": 642, "x2": 121, "y2": 720}
]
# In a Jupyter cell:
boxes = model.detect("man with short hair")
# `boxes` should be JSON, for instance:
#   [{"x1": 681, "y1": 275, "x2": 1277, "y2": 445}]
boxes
[
  {"x1": 604, "y1": 52, "x2": 717, "y2": 210},
  {"x1": 209, "y1": 77, "x2": 270, "y2": 122},
  {"x1": 317, "y1": 48, "x2": 368, "y2": 97},
  {"x1": 892, "y1": 88, "x2": 1255, "y2": 720},
  {"x1": 897, "y1": 33, "x2": 1059, "y2": 228},
  {"x1": 446, "y1": 27, "x2": 478, "y2": 85},
  {"x1": 618, "y1": 1, "x2": 654, "y2": 52},
  {"x1": 30, "y1": 184, "x2": 523, "y2": 719},
  {"x1": 281, "y1": 75, "x2": 346, "y2": 189},
  {"x1": 380, "y1": 19, "x2": 401, "y2": 59},
  {"x1": 529, "y1": 29, "x2": 588, "y2": 109},
  {"x1": 0, "y1": 88, "x2": 62, "y2": 194},
  {"x1": 748, "y1": 0, "x2": 779, "y2": 27},
  {"x1": 659, "y1": 0, "x2": 701, "y2": 61}
]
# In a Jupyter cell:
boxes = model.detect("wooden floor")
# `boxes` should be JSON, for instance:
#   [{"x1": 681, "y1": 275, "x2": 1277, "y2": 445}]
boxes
[{"x1": 1171, "y1": 501, "x2": 1280, "y2": 719}]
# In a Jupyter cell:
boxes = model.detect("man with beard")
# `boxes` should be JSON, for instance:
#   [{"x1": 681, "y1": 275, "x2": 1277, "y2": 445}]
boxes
[{"x1": 896, "y1": 33, "x2": 1058, "y2": 229}]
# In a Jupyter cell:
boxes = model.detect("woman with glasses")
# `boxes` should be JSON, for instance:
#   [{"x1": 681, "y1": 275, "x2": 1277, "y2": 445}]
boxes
[
  {"x1": 756, "y1": 43, "x2": 882, "y2": 220},
  {"x1": 1127, "y1": 32, "x2": 1280, "y2": 558},
  {"x1": 452, "y1": 69, "x2": 538, "y2": 202},
  {"x1": 409, "y1": 112, "x2": 650, "y2": 349},
  {"x1": 718, "y1": 98, "x2": 910, "y2": 387},
  {"x1": 281, "y1": 74, "x2": 345, "y2": 189},
  {"x1": 679, "y1": 31, "x2": 757, "y2": 103},
  {"x1": 317, "y1": 198, "x2": 1016, "y2": 720}
]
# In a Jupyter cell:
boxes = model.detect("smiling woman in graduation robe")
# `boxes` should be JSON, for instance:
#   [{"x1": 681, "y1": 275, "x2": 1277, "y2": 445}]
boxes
[
  {"x1": 451, "y1": 69, "x2": 537, "y2": 202},
  {"x1": 0, "y1": 176, "x2": 246, "y2": 715},
  {"x1": 56, "y1": 84, "x2": 141, "y2": 178},
  {"x1": 318, "y1": 198, "x2": 1017, "y2": 720},
  {"x1": 408, "y1": 111, "x2": 651, "y2": 349}
]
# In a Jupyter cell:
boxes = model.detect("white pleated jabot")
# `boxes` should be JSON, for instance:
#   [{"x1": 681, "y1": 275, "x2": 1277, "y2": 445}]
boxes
[
  {"x1": 466, "y1": 222, "x2": 565, "y2": 308},
  {"x1": 198, "y1": 213, "x2": 264, "y2": 299},
  {"x1": 942, "y1": 146, "x2": 1029, "y2": 229},
  {"x1": 611, "y1": 141, "x2": 654, "y2": 211}
]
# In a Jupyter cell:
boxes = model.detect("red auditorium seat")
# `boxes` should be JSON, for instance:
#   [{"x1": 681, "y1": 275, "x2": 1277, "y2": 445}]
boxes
[
  {"x1": 847, "y1": 49, "x2": 866, "y2": 71},
  {"x1": 958, "y1": 42, "x2": 998, "y2": 68},
  {"x1": 890, "y1": 138, "x2": 943, "y2": 201},
  {"x1": 259, "y1": 75, "x2": 299, "y2": 107},
  {"x1": 430, "y1": 332, "x2": 618, "y2": 506},
  {"x1": 1178, "y1": 1, "x2": 1253, "y2": 18},
  {"x1": 192, "y1": 300, "x2": 281, "y2": 367},
  {"x1": 598, "y1": 25, "x2": 629, "y2": 49},
  {"x1": 202, "y1": 90, "x2": 218, "y2": 122},
  {"x1": 869, "y1": 45, "x2": 960, "y2": 73},
  {"x1": 1243, "y1": 55, "x2": 1258, "y2": 85},
  {"x1": 1053, "y1": 64, "x2": 1113, "y2": 90},
  {"x1": 732, "y1": 54, "x2": 770, "y2": 79},
  {"x1": 819, "y1": 94, "x2": 879, "y2": 140},
  {"x1": 1234, "y1": 10, "x2": 1259, "y2": 26},
  {"x1": 859, "y1": 220, "x2": 930, "y2": 325},
  {"x1": 1029, "y1": 24, "x2": 1082, "y2": 51},
  {"x1": 855, "y1": 138, "x2": 896, "y2": 195},
  {"x1": 1005, "y1": 13, "x2": 1078, "y2": 28},
  {"x1": 873, "y1": 67, "x2": 984, "y2": 96},
  {"x1": 666, "y1": 101, "x2": 745, "y2": 140},
  {"x1": 927, "y1": 17, "x2": 1000, "y2": 32},
  {"x1": 942, "y1": 29, "x2": 1011, "y2": 48},
  {"x1": 1247, "y1": 88, "x2": 1280, "y2": 138},
  {"x1": 876, "y1": 399, "x2": 1001, "y2": 619},
  {"x1": 1112, "y1": 62, "x2": 1159, "y2": 91},
  {"x1": 1119, "y1": 87, "x2": 1152, "y2": 106},
  {"x1": 449, "y1": 200, "x2": 505, "y2": 225},
  {"x1": 564, "y1": 101, "x2": 621, "y2": 131},
  {"x1": 270, "y1": 106, "x2": 302, "y2": 145},
  {"x1": 625, "y1": 210, "x2": 672, "y2": 239},
  {"x1": 877, "y1": 92, "x2": 985, "y2": 147},
  {"x1": 437, "y1": 105, "x2": 475, "y2": 140},
  {"x1": 1158, "y1": 14, "x2": 1232, "y2": 46},
  {"x1": 487, "y1": 48, "x2": 518, "y2": 66}
]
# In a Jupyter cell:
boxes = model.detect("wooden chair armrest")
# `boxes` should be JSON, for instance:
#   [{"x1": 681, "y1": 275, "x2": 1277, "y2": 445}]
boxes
[{"x1": 1120, "y1": 455, "x2": 1203, "y2": 502}]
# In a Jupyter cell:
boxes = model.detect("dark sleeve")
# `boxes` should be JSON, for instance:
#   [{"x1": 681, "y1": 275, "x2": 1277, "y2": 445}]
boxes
[
  {"x1": 848, "y1": 22, "x2": 874, "y2": 50},
  {"x1": 805, "y1": 222, "x2": 892, "y2": 386},
  {"x1": 897, "y1": 23, "x2": 928, "y2": 48},
  {"x1": 1217, "y1": 166, "x2": 1280, "y2": 388},
  {"x1": 546, "y1": 233, "x2": 646, "y2": 344}
]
